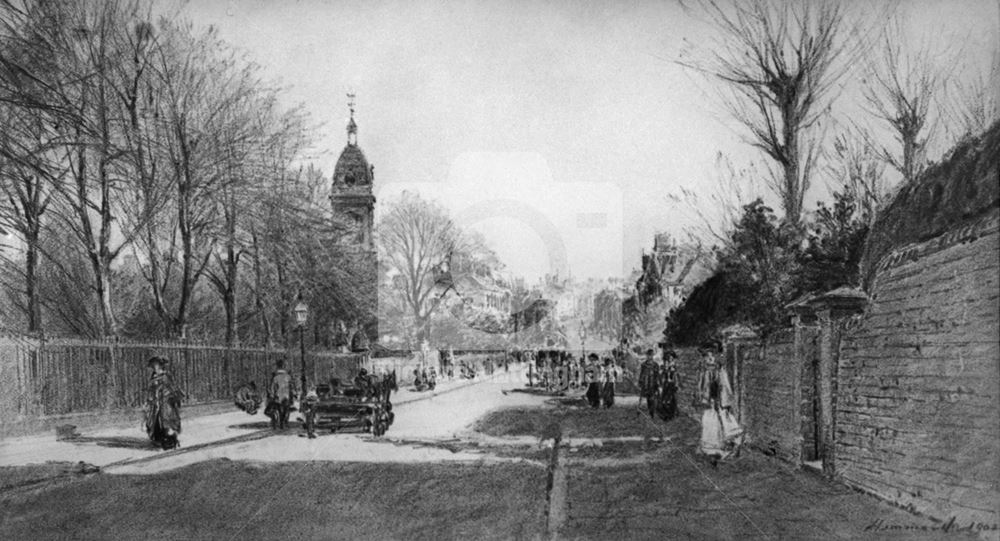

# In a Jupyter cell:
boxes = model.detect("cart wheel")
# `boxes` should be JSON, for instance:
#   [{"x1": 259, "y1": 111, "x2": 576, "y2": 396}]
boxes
[
  {"x1": 387, "y1": 411, "x2": 395, "y2": 426},
  {"x1": 372, "y1": 420, "x2": 385, "y2": 437}
]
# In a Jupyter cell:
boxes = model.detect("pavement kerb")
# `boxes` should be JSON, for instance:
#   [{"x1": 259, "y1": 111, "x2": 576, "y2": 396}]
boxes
[
  {"x1": 0, "y1": 369, "x2": 525, "y2": 481},
  {"x1": 95, "y1": 371, "x2": 515, "y2": 473}
]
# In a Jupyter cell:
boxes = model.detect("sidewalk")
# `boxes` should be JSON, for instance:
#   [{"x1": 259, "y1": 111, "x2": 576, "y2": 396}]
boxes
[{"x1": 0, "y1": 368, "x2": 516, "y2": 469}]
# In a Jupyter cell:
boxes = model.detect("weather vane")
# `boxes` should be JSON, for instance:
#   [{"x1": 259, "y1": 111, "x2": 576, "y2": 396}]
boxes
[{"x1": 347, "y1": 92, "x2": 356, "y2": 118}]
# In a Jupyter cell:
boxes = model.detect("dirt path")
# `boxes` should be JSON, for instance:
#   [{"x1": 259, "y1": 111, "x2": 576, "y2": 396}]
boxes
[{"x1": 545, "y1": 433, "x2": 569, "y2": 539}]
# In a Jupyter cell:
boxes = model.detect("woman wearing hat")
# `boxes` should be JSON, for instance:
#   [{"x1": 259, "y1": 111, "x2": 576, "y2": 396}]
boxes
[
  {"x1": 696, "y1": 345, "x2": 742, "y2": 464},
  {"x1": 583, "y1": 353, "x2": 602, "y2": 408},
  {"x1": 658, "y1": 350, "x2": 681, "y2": 421},
  {"x1": 145, "y1": 356, "x2": 183, "y2": 450}
]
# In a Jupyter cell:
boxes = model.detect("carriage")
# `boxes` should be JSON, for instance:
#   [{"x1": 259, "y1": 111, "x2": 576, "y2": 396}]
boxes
[{"x1": 305, "y1": 371, "x2": 396, "y2": 437}]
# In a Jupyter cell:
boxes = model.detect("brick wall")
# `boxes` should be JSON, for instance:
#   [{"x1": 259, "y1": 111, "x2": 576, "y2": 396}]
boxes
[
  {"x1": 739, "y1": 330, "x2": 811, "y2": 463},
  {"x1": 671, "y1": 340, "x2": 820, "y2": 466},
  {"x1": 836, "y1": 208, "x2": 999, "y2": 525},
  {"x1": 673, "y1": 347, "x2": 703, "y2": 415},
  {"x1": 834, "y1": 122, "x2": 999, "y2": 526}
]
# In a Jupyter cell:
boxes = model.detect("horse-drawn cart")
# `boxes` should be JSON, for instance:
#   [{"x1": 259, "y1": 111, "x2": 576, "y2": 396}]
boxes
[{"x1": 305, "y1": 371, "x2": 396, "y2": 437}]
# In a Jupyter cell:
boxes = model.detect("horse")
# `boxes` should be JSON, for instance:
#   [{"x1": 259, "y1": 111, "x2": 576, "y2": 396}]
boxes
[
  {"x1": 367, "y1": 369, "x2": 397, "y2": 426},
  {"x1": 373, "y1": 369, "x2": 397, "y2": 401},
  {"x1": 353, "y1": 369, "x2": 397, "y2": 402}
]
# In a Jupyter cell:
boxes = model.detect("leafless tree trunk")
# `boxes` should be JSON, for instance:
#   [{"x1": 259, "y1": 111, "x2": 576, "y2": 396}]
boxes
[
  {"x1": 249, "y1": 225, "x2": 273, "y2": 345},
  {"x1": 46, "y1": 1, "x2": 142, "y2": 337},
  {"x1": 0, "y1": 104, "x2": 58, "y2": 333},
  {"x1": 137, "y1": 22, "x2": 260, "y2": 337},
  {"x1": 861, "y1": 18, "x2": 956, "y2": 184},
  {"x1": 679, "y1": 0, "x2": 865, "y2": 224}
]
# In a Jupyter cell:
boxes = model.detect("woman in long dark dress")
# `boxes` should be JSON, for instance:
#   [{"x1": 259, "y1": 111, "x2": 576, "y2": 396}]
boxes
[
  {"x1": 600, "y1": 358, "x2": 618, "y2": 408},
  {"x1": 657, "y1": 350, "x2": 680, "y2": 421},
  {"x1": 583, "y1": 353, "x2": 602, "y2": 408},
  {"x1": 145, "y1": 356, "x2": 183, "y2": 450}
]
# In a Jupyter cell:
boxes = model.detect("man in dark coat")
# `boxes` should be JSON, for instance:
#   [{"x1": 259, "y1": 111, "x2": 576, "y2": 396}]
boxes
[
  {"x1": 638, "y1": 348, "x2": 659, "y2": 418},
  {"x1": 268, "y1": 360, "x2": 296, "y2": 430}
]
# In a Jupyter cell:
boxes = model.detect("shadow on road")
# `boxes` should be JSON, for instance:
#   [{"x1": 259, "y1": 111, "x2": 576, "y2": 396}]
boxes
[
  {"x1": 227, "y1": 421, "x2": 273, "y2": 430},
  {"x1": 546, "y1": 396, "x2": 589, "y2": 408},
  {"x1": 65, "y1": 436, "x2": 159, "y2": 450}
]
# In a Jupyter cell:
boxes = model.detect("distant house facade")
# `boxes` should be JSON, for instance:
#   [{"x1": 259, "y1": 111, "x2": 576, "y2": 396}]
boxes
[{"x1": 454, "y1": 274, "x2": 512, "y2": 314}]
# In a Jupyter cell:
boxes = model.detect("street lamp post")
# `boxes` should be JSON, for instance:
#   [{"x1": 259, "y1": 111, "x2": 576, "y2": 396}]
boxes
[
  {"x1": 579, "y1": 325, "x2": 586, "y2": 360},
  {"x1": 293, "y1": 298, "x2": 309, "y2": 395}
]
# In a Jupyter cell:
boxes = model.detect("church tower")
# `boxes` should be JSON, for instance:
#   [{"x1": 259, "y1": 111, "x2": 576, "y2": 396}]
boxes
[
  {"x1": 331, "y1": 94, "x2": 377, "y2": 348},
  {"x1": 331, "y1": 94, "x2": 376, "y2": 250}
]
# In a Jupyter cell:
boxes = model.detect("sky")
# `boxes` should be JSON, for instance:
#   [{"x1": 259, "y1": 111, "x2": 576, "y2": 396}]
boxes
[{"x1": 180, "y1": 0, "x2": 1000, "y2": 282}]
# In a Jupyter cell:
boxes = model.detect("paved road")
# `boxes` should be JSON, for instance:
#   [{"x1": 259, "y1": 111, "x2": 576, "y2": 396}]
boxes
[
  {"x1": 108, "y1": 368, "x2": 550, "y2": 474},
  {"x1": 0, "y1": 366, "x2": 546, "y2": 475}
]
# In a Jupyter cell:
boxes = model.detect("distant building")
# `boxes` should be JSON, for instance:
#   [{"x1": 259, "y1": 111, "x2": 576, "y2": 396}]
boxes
[
  {"x1": 454, "y1": 273, "x2": 512, "y2": 314},
  {"x1": 648, "y1": 232, "x2": 713, "y2": 310}
]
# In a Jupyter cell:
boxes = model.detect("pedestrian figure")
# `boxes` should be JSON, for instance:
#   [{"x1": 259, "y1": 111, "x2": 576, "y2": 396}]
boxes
[
  {"x1": 638, "y1": 348, "x2": 660, "y2": 418},
  {"x1": 555, "y1": 359, "x2": 569, "y2": 395},
  {"x1": 584, "y1": 353, "x2": 602, "y2": 408},
  {"x1": 145, "y1": 356, "x2": 183, "y2": 450},
  {"x1": 413, "y1": 368, "x2": 427, "y2": 391},
  {"x1": 697, "y1": 345, "x2": 742, "y2": 464},
  {"x1": 426, "y1": 366, "x2": 437, "y2": 390},
  {"x1": 301, "y1": 389, "x2": 320, "y2": 438},
  {"x1": 267, "y1": 359, "x2": 297, "y2": 430},
  {"x1": 657, "y1": 350, "x2": 680, "y2": 421},
  {"x1": 601, "y1": 357, "x2": 619, "y2": 408},
  {"x1": 234, "y1": 381, "x2": 262, "y2": 415},
  {"x1": 541, "y1": 353, "x2": 553, "y2": 392}
]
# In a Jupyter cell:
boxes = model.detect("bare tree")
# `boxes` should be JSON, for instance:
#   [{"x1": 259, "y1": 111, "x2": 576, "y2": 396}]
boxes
[
  {"x1": 205, "y1": 102, "x2": 309, "y2": 345},
  {"x1": 0, "y1": 0, "x2": 330, "y2": 342},
  {"x1": 379, "y1": 192, "x2": 462, "y2": 343},
  {"x1": 0, "y1": 98, "x2": 59, "y2": 332},
  {"x1": 126, "y1": 21, "x2": 265, "y2": 338},
  {"x1": 945, "y1": 46, "x2": 1000, "y2": 141},
  {"x1": 827, "y1": 127, "x2": 889, "y2": 225},
  {"x1": 0, "y1": 0, "x2": 156, "y2": 335},
  {"x1": 861, "y1": 18, "x2": 956, "y2": 184},
  {"x1": 679, "y1": 0, "x2": 863, "y2": 224}
]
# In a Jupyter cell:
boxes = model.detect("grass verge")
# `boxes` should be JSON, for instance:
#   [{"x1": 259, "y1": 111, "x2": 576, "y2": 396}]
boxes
[
  {"x1": 472, "y1": 396, "x2": 670, "y2": 440},
  {"x1": 0, "y1": 459, "x2": 547, "y2": 541}
]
